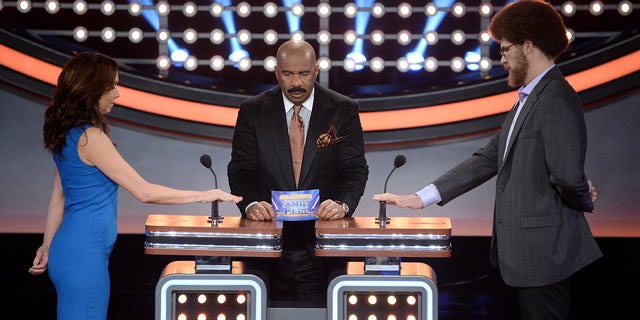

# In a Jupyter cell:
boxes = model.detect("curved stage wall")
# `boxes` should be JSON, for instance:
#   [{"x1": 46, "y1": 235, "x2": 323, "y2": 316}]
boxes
[{"x1": 1, "y1": 83, "x2": 638, "y2": 237}]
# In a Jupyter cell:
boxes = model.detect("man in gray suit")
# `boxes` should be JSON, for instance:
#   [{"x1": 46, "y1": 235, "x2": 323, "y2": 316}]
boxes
[{"x1": 374, "y1": 1, "x2": 602, "y2": 319}]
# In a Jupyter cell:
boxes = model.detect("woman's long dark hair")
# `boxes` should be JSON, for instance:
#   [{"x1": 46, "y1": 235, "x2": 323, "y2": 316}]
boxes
[{"x1": 43, "y1": 52, "x2": 118, "y2": 154}]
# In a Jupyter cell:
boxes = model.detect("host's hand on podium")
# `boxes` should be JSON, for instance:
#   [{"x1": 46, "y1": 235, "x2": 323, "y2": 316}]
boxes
[
  {"x1": 246, "y1": 201, "x2": 276, "y2": 221},
  {"x1": 373, "y1": 193, "x2": 424, "y2": 210},
  {"x1": 316, "y1": 199, "x2": 347, "y2": 220}
]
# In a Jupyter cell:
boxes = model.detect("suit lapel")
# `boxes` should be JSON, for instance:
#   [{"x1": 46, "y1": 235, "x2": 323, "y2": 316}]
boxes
[
  {"x1": 264, "y1": 89, "x2": 297, "y2": 189},
  {"x1": 299, "y1": 85, "x2": 334, "y2": 188},
  {"x1": 500, "y1": 67, "x2": 561, "y2": 170}
]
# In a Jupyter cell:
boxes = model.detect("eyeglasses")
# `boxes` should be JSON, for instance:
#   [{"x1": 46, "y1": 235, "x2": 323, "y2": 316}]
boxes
[
  {"x1": 499, "y1": 43, "x2": 517, "y2": 58},
  {"x1": 105, "y1": 82, "x2": 118, "y2": 91}
]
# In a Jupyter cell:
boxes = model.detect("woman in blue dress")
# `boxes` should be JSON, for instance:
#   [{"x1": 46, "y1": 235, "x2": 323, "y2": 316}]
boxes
[{"x1": 28, "y1": 52, "x2": 242, "y2": 320}]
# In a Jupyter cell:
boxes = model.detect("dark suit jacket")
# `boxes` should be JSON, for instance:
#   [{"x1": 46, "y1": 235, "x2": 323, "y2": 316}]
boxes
[
  {"x1": 227, "y1": 83, "x2": 369, "y2": 217},
  {"x1": 432, "y1": 66, "x2": 602, "y2": 287}
]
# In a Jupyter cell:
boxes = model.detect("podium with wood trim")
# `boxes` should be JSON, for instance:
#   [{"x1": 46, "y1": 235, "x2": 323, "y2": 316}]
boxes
[{"x1": 145, "y1": 214, "x2": 451, "y2": 320}]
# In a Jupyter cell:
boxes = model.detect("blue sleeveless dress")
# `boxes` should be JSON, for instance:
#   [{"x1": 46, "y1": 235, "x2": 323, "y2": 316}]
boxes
[{"x1": 48, "y1": 126, "x2": 118, "y2": 320}]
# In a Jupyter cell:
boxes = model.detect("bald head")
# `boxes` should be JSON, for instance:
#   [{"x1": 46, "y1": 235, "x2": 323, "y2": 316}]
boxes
[
  {"x1": 276, "y1": 40, "x2": 316, "y2": 65},
  {"x1": 274, "y1": 40, "x2": 319, "y2": 105}
]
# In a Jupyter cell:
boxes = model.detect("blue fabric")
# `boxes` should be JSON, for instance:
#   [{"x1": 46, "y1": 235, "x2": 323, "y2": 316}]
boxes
[{"x1": 48, "y1": 126, "x2": 118, "y2": 320}]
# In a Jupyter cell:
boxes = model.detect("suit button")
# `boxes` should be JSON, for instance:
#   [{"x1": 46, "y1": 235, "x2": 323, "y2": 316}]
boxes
[{"x1": 497, "y1": 188, "x2": 503, "y2": 193}]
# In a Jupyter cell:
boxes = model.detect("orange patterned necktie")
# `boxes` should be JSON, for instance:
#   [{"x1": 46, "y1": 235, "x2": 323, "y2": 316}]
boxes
[{"x1": 289, "y1": 104, "x2": 304, "y2": 187}]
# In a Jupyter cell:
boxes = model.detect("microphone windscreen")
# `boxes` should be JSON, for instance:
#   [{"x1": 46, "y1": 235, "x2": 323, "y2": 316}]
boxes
[
  {"x1": 200, "y1": 154, "x2": 212, "y2": 168},
  {"x1": 394, "y1": 154, "x2": 407, "y2": 168}
]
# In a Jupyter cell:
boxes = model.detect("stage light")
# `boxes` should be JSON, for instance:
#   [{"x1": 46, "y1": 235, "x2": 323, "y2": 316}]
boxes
[
  {"x1": 451, "y1": 2, "x2": 466, "y2": 18},
  {"x1": 371, "y1": 3, "x2": 385, "y2": 18},
  {"x1": 370, "y1": 57, "x2": 384, "y2": 72},
  {"x1": 424, "y1": 2, "x2": 438, "y2": 16},
  {"x1": 396, "y1": 57, "x2": 409, "y2": 72},
  {"x1": 210, "y1": 55, "x2": 225, "y2": 71},
  {"x1": 398, "y1": 3, "x2": 412, "y2": 18},
  {"x1": 370, "y1": 30, "x2": 385, "y2": 45},
  {"x1": 479, "y1": 57, "x2": 492, "y2": 72},
  {"x1": 346, "y1": 52, "x2": 366, "y2": 71},
  {"x1": 156, "y1": 29, "x2": 170, "y2": 43},
  {"x1": 171, "y1": 49, "x2": 188, "y2": 64},
  {"x1": 210, "y1": 29, "x2": 225, "y2": 45},
  {"x1": 291, "y1": 3, "x2": 304, "y2": 17},
  {"x1": 156, "y1": 1, "x2": 169, "y2": 16},
  {"x1": 157, "y1": 56, "x2": 171, "y2": 71},
  {"x1": 397, "y1": 30, "x2": 412, "y2": 46},
  {"x1": 344, "y1": 3, "x2": 357, "y2": 19},
  {"x1": 344, "y1": 30, "x2": 358, "y2": 45},
  {"x1": 210, "y1": 2, "x2": 224, "y2": 17},
  {"x1": 100, "y1": 27, "x2": 116, "y2": 43},
  {"x1": 73, "y1": 26, "x2": 88, "y2": 42},
  {"x1": 566, "y1": 28, "x2": 575, "y2": 43},
  {"x1": 128, "y1": 1, "x2": 141, "y2": 16},
  {"x1": 263, "y1": 2, "x2": 277, "y2": 18},
  {"x1": 425, "y1": 57, "x2": 438, "y2": 72},
  {"x1": 183, "y1": 2, "x2": 197, "y2": 18},
  {"x1": 562, "y1": 1, "x2": 576, "y2": 17},
  {"x1": 236, "y1": 2, "x2": 251, "y2": 18},
  {"x1": 451, "y1": 30, "x2": 466, "y2": 45},
  {"x1": 291, "y1": 31, "x2": 304, "y2": 41},
  {"x1": 479, "y1": 31, "x2": 491, "y2": 44},
  {"x1": 405, "y1": 52, "x2": 424, "y2": 71},
  {"x1": 450, "y1": 57, "x2": 465, "y2": 72},
  {"x1": 317, "y1": 3, "x2": 331, "y2": 18},
  {"x1": 237, "y1": 57, "x2": 251, "y2": 72},
  {"x1": 328, "y1": 272, "x2": 438, "y2": 320},
  {"x1": 184, "y1": 56, "x2": 198, "y2": 71},
  {"x1": 343, "y1": 58, "x2": 356, "y2": 72},
  {"x1": 589, "y1": 1, "x2": 604, "y2": 16},
  {"x1": 73, "y1": 0, "x2": 87, "y2": 15},
  {"x1": 317, "y1": 30, "x2": 331, "y2": 45},
  {"x1": 479, "y1": 2, "x2": 493, "y2": 17},
  {"x1": 262, "y1": 56, "x2": 277, "y2": 71},
  {"x1": 45, "y1": 0, "x2": 59, "y2": 14},
  {"x1": 424, "y1": 31, "x2": 438, "y2": 45},
  {"x1": 618, "y1": 0, "x2": 632, "y2": 15},
  {"x1": 128, "y1": 27, "x2": 143, "y2": 43},
  {"x1": 17, "y1": 0, "x2": 31, "y2": 13},
  {"x1": 183, "y1": 28, "x2": 198, "y2": 44},
  {"x1": 236, "y1": 29, "x2": 251, "y2": 45},
  {"x1": 317, "y1": 56, "x2": 331, "y2": 71},
  {"x1": 263, "y1": 29, "x2": 278, "y2": 45}
]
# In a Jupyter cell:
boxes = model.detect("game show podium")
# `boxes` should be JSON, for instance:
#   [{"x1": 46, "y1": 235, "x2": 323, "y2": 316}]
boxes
[
  {"x1": 145, "y1": 214, "x2": 283, "y2": 320},
  {"x1": 316, "y1": 217, "x2": 452, "y2": 320}
]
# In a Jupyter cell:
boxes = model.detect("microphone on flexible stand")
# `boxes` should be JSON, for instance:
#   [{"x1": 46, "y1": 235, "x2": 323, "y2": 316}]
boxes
[
  {"x1": 377, "y1": 154, "x2": 407, "y2": 227},
  {"x1": 200, "y1": 154, "x2": 223, "y2": 225}
]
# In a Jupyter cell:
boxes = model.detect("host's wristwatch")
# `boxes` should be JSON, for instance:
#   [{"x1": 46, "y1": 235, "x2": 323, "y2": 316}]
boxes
[{"x1": 335, "y1": 201, "x2": 349, "y2": 215}]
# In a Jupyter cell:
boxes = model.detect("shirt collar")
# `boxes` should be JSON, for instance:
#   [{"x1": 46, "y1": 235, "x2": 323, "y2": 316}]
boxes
[
  {"x1": 519, "y1": 64, "x2": 555, "y2": 98},
  {"x1": 283, "y1": 88, "x2": 315, "y2": 114}
]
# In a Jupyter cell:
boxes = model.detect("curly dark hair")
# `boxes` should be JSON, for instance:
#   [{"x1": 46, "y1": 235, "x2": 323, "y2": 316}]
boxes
[
  {"x1": 488, "y1": 0, "x2": 569, "y2": 60},
  {"x1": 43, "y1": 52, "x2": 118, "y2": 154}
]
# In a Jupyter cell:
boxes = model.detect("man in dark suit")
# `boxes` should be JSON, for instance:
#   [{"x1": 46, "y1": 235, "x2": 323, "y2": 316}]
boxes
[
  {"x1": 228, "y1": 39, "x2": 368, "y2": 305},
  {"x1": 373, "y1": 1, "x2": 601, "y2": 319}
]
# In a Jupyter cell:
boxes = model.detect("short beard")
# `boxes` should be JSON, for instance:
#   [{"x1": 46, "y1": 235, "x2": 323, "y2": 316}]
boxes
[{"x1": 507, "y1": 51, "x2": 528, "y2": 88}]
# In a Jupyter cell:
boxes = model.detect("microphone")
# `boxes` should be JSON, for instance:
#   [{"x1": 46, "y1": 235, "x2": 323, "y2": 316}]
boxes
[
  {"x1": 383, "y1": 155, "x2": 406, "y2": 193},
  {"x1": 378, "y1": 154, "x2": 407, "y2": 226},
  {"x1": 200, "y1": 154, "x2": 222, "y2": 225}
]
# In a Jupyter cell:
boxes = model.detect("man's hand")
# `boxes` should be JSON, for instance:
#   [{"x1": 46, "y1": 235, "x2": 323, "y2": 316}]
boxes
[
  {"x1": 246, "y1": 201, "x2": 276, "y2": 221},
  {"x1": 316, "y1": 199, "x2": 347, "y2": 220},
  {"x1": 372, "y1": 193, "x2": 424, "y2": 210}
]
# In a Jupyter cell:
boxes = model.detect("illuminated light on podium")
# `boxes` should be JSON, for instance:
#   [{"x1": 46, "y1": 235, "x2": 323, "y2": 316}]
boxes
[
  {"x1": 327, "y1": 272, "x2": 438, "y2": 320},
  {"x1": 155, "y1": 262, "x2": 266, "y2": 320}
]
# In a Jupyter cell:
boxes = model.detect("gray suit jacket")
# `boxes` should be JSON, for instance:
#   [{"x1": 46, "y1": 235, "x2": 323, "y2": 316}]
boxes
[{"x1": 433, "y1": 66, "x2": 602, "y2": 287}]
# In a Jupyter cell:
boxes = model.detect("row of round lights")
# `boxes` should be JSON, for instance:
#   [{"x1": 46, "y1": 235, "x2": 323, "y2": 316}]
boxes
[
  {"x1": 73, "y1": 26, "x2": 495, "y2": 47},
  {"x1": 8, "y1": 0, "x2": 634, "y2": 17},
  {"x1": 159, "y1": 54, "x2": 486, "y2": 73}
]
